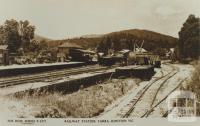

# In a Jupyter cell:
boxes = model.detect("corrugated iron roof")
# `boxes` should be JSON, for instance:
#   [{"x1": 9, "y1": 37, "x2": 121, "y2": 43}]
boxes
[{"x1": 74, "y1": 49, "x2": 95, "y2": 54}]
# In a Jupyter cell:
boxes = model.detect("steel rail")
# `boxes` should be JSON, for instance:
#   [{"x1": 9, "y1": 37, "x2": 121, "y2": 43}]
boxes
[{"x1": 122, "y1": 64, "x2": 179, "y2": 118}]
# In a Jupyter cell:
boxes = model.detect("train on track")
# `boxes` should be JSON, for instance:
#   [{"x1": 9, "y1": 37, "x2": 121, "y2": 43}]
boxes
[
  {"x1": 68, "y1": 48, "x2": 161, "y2": 68},
  {"x1": 98, "y1": 50, "x2": 161, "y2": 68},
  {"x1": 68, "y1": 48, "x2": 95, "y2": 62}
]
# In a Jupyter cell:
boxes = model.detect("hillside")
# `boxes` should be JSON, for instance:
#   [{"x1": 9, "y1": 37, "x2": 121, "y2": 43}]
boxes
[
  {"x1": 46, "y1": 29, "x2": 178, "y2": 52},
  {"x1": 80, "y1": 34, "x2": 104, "y2": 38},
  {"x1": 103, "y1": 29, "x2": 178, "y2": 51},
  {"x1": 47, "y1": 37, "x2": 102, "y2": 49},
  {"x1": 111, "y1": 29, "x2": 177, "y2": 47},
  {"x1": 34, "y1": 34, "x2": 52, "y2": 42}
]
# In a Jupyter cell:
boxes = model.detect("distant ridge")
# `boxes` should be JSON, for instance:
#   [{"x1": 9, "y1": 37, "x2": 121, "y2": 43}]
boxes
[
  {"x1": 46, "y1": 29, "x2": 178, "y2": 51},
  {"x1": 34, "y1": 34, "x2": 52, "y2": 42},
  {"x1": 80, "y1": 34, "x2": 104, "y2": 38}
]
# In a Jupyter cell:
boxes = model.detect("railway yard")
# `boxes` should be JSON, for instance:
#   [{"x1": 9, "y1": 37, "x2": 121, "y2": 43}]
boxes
[
  {"x1": 0, "y1": 61, "x2": 195, "y2": 118},
  {"x1": 99, "y1": 63, "x2": 194, "y2": 118}
]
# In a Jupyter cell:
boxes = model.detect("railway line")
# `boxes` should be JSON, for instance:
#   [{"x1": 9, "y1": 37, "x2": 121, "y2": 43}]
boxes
[
  {"x1": 121, "y1": 64, "x2": 183, "y2": 118},
  {"x1": 0, "y1": 65, "x2": 113, "y2": 88},
  {"x1": 142, "y1": 78, "x2": 187, "y2": 118}
]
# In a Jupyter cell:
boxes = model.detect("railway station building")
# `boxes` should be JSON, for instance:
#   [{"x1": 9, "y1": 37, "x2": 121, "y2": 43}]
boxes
[{"x1": 57, "y1": 42, "x2": 82, "y2": 62}]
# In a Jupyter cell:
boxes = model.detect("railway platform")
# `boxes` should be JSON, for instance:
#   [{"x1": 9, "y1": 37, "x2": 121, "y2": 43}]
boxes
[
  {"x1": 0, "y1": 65, "x2": 155, "y2": 96},
  {"x1": 0, "y1": 62, "x2": 87, "y2": 77},
  {"x1": 115, "y1": 65, "x2": 154, "y2": 79},
  {"x1": 0, "y1": 67, "x2": 115, "y2": 96}
]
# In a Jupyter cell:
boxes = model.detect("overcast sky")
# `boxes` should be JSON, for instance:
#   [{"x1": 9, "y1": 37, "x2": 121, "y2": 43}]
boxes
[{"x1": 0, "y1": 0, "x2": 199, "y2": 39}]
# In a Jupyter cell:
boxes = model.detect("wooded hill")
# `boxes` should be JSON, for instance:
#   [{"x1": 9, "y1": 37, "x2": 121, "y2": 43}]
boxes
[{"x1": 46, "y1": 29, "x2": 178, "y2": 53}]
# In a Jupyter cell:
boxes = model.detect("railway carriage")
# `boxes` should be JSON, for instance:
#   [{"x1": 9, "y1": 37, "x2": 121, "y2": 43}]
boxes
[{"x1": 69, "y1": 48, "x2": 95, "y2": 62}]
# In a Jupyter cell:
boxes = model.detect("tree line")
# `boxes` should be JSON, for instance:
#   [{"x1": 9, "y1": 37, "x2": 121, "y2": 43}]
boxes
[
  {"x1": 97, "y1": 31, "x2": 177, "y2": 57},
  {"x1": 0, "y1": 19, "x2": 57, "y2": 64},
  {"x1": 0, "y1": 19, "x2": 36, "y2": 54},
  {"x1": 97, "y1": 14, "x2": 200, "y2": 61}
]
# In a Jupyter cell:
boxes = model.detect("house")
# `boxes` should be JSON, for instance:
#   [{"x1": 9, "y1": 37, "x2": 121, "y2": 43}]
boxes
[
  {"x1": 0, "y1": 45, "x2": 9, "y2": 65},
  {"x1": 57, "y1": 42, "x2": 82, "y2": 62}
]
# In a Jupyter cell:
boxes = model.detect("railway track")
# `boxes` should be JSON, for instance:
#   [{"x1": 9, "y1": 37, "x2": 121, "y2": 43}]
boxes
[
  {"x1": 122, "y1": 64, "x2": 180, "y2": 118},
  {"x1": 143, "y1": 78, "x2": 187, "y2": 117},
  {"x1": 0, "y1": 65, "x2": 112, "y2": 88},
  {"x1": 149, "y1": 68, "x2": 179, "y2": 108}
]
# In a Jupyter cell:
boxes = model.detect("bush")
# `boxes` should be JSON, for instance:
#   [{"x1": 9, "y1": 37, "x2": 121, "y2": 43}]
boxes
[
  {"x1": 187, "y1": 60, "x2": 200, "y2": 115},
  {"x1": 10, "y1": 78, "x2": 141, "y2": 118}
]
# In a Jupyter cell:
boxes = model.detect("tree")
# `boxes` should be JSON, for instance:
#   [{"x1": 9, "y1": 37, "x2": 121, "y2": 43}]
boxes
[
  {"x1": 0, "y1": 26, "x2": 5, "y2": 44},
  {"x1": 19, "y1": 20, "x2": 35, "y2": 51},
  {"x1": 0, "y1": 19, "x2": 35, "y2": 54},
  {"x1": 178, "y1": 14, "x2": 200, "y2": 60},
  {"x1": 4, "y1": 19, "x2": 21, "y2": 53}
]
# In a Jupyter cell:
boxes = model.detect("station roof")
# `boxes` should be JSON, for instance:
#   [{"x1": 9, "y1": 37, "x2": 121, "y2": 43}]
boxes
[{"x1": 73, "y1": 48, "x2": 95, "y2": 54}]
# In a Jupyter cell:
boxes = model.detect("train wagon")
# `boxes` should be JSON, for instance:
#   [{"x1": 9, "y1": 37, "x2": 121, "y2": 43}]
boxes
[
  {"x1": 69, "y1": 48, "x2": 95, "y2": 62},
  {"x1": 98, "y1": 56, "x2": 126, "y2": 66}
]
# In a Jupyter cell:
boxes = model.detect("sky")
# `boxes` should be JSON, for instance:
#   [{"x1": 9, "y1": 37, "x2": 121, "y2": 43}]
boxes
[{"x1": 0, "y1": 0, "x2": 199, "y2": 39}]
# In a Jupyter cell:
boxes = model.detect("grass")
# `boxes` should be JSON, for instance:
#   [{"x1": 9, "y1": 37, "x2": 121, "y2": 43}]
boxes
[
  {"x1": 9, "y1": 78, "x2": 141, "y2": 118},
  {"x1": 186, "y1": 60, "x2": 200, "y2": 115}
]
